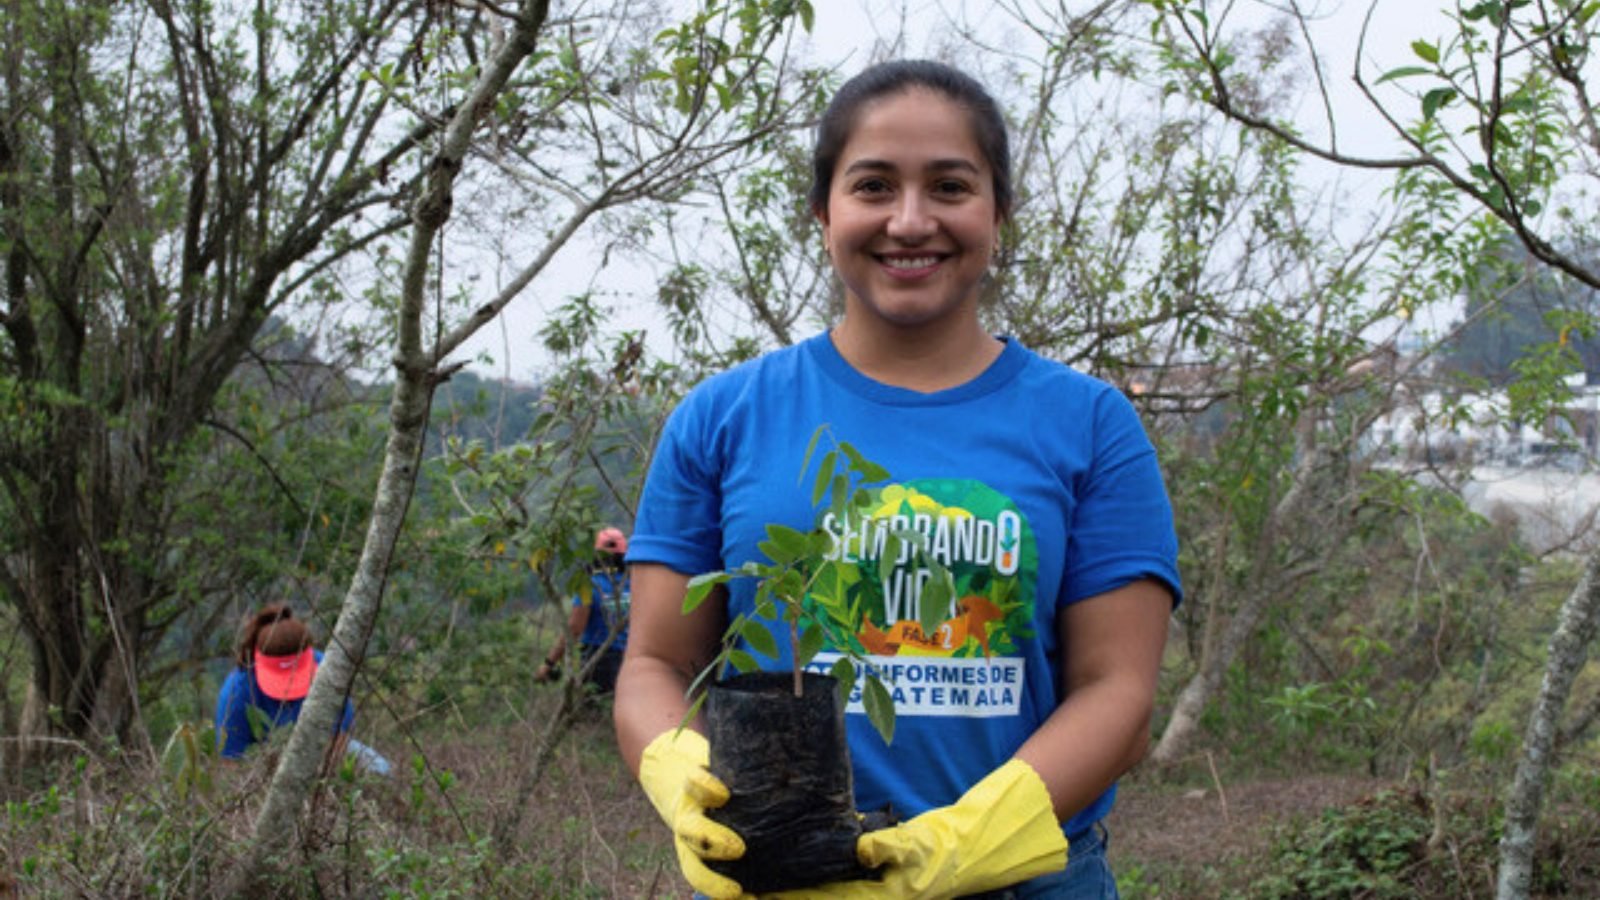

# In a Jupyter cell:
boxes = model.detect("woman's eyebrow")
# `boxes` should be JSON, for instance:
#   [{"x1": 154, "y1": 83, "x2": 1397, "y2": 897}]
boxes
[{"x1": 840, "y1": 158, "x2": 982, "y2": 176}]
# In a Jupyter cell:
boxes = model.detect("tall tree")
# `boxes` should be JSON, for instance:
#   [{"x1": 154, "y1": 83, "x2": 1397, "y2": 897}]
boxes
[
  {"x1": 1145, "y1": 1, "x2": 1600, "y2": 895},
  {"x1": 237, "y1": 0, "x2": 824, "y2": 885},
  {"x1": 0, "y1": 0, "x2": 436, "y2": 757}
]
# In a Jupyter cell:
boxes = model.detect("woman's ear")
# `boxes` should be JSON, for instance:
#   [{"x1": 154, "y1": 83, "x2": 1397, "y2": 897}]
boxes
[{"x1": 814, "y1": 205, "x2": 831, "y2": 253}]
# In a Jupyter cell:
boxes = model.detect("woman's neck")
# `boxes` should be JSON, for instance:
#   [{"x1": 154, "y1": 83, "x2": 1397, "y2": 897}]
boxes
[{"x1": 829, "y1": 315, "x2": 1003, "y2": 393}]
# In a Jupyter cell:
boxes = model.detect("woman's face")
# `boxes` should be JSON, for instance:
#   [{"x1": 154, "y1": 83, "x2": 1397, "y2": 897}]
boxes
[{"x1": 817, "y1": 88, "x2": 1002, "y2": 333}]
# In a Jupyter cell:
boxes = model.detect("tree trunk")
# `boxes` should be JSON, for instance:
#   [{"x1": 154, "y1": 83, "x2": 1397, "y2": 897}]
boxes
[
  {"x1": 232, "y1": 3, "x2": 549, "y2": 891},
  {"x1": 1150, "y1": 587, "x2": 1273, "y2": 766},
  {"x1": 1151, "y1": 418, "x2": 1323, "y2": 766},
  {"x1": 1496, "y1": 551, "x2": 1600, "y2": 900},
  {"x1": 2, "y1": 0, "x2": 437, "y2": 770}
]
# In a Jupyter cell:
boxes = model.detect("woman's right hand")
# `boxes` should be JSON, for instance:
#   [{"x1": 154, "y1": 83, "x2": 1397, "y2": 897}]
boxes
[{"x1": 638, "y1": 728, "x2": 747, "y2": 899}]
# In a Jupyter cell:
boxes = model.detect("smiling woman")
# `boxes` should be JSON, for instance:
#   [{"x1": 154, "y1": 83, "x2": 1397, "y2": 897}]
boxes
[
  {"x1": 813, "y1": 65, "x2": 1012, "y2": 392},
  {"x1": 614, "y1": 58, "x2": 1182, "y2": 900}
]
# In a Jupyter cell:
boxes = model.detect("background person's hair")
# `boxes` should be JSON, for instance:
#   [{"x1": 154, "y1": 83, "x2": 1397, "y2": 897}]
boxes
[
  {"x1": 236, "y1": 603, "x2": 312, "y2": 667},
  {"x1": 808, "y1": 59, "x2": 1013, "y2": 218}
]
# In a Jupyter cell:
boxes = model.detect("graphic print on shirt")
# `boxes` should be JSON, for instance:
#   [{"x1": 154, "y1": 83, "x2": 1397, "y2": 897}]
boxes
[{"x1": 803, "y1": 479, "x2": 1037, "y2": 718}]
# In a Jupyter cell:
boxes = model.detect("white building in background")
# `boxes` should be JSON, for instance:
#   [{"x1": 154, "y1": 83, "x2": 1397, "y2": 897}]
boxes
[{"x1": 1368, "y1": 372, "x2": 1600, "y2": 471}]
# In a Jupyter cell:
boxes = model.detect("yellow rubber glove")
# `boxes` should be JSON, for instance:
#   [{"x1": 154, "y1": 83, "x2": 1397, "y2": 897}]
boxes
[
  {"x1": 638, "y1": 728, "x2": 748, "y2": 900},
  {"x1": 759, "y1": 759, "x2": 1069, "y2": 899}
]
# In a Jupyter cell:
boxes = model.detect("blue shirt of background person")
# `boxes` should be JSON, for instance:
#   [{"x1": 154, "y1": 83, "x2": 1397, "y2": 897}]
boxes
[
  {"x1": 536, "y1": 527, "x2": 632, "y2": 694},
  {"x1": 214, "y1": 604, "x2": 354, "y2": 759},
  {"x1": 579, "y1": 569, "x2": 631, "y2": 649}
]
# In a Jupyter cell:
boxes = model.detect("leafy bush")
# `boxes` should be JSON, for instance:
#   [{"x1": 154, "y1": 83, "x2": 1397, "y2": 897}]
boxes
[{"x1": 1254, "y1": 789, "x2": 1431, "y2": 899}]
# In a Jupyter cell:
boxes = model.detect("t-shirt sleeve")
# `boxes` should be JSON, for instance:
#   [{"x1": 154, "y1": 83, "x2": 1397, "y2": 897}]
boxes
[
  {"x1": 1063, "y1": 388, "x2": 1183, "y2": 607},
  {"x1": 627, "y1": 390, "x2": 726, "y2": 576},
  {"x1": 338, "y1": 698, "x2": 356, "y2": 734}
]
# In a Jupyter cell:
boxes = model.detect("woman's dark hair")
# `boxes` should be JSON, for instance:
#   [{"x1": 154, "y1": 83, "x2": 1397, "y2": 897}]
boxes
[
  {"x1": 236, "y1": 604, "x2": 312, "y2": 667},
  {"x1": 808, "y1": 59, "x2": 1013, "y2": 218}
]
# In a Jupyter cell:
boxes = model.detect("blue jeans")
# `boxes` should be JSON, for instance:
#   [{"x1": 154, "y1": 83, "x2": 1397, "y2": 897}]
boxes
[
  {"x1": 692, "y1": 823, "x2": 1118, "y2": 899},
  {"x1": 982, "y1": 822, "x2": 1118, "y2": 899}
]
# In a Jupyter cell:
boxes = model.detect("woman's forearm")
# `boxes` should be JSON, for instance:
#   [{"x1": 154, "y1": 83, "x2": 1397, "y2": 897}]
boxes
[{"x1": 614, "y1": 653, "x2": 698, "y2": 775}]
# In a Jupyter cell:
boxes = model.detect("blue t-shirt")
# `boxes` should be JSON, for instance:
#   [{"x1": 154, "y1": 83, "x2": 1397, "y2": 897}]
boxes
[
  {"x1": 628, "y1": 333, "x2": 1181, "y2": 836},
  {"x1": 576, "y1": 570, "x2": 630, "y2": 650},
  {"x1": 214, "y1": 649, "x2": 356, "y2": 759}
]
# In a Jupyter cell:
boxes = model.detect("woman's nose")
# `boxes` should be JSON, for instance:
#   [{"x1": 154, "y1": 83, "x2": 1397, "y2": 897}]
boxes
[{"x1": 886, "y1": 193, "x2": 937, "y2": 241}]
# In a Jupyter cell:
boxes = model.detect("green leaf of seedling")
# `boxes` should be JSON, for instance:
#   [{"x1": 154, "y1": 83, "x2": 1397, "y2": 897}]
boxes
[
  {"x1": 764, "y1": 523, "x2": 810, "y2": 563},
  {"x1": 796, "y1": 624, "x2": 825, "y2": 667},
  {"x1": 799, "y1": 423, "x2": 828, "y2": 484},
  {"x1": 1411, "y1": 40, "x2": 1439, "y2": 63},
  {"x1": 681, "y1": 691, "x2": 708, "y2": 729},
  {"x1": 920, "y1": 566, "x2": 955, "y2": 639},
  {"x1": 858, "y1": 460, "x2": 890, "y2": 482},
  {"x1": 811, "y1": 561, "x2": 843, "y2": 608},
  {"x1": 812, "y1": 449, "x2": 837, "y2": 505},
  {"x1": 688, "y1": 648, "x2": 726, "y2": 697},
  {"x1": 807, "y1": 529, "x2": 835, "y2": 560},
  {"x1": 727, "y1": 649, "x2": 761, "y2": 673},
  {"x1": 753, "y1": 583, "x2": 778, "y2": 619},
  {"x1": 776, "y1": 569, "x2": 808, "y2": 605},
  {"x1": 740, "y1": 619, "x2": 779, "y2": 658},
  {"x1": 894, "y1": 527, "x2": 928, "y2": 554},
  {"x1": 684, "y1": 572, "x2": 729, "y2": 613},
  {"x1": 879, "y1": 532, "x2": 901, "y2": 584},
  {"x1": 830, "y1": 657, "x2": 857, "y2": 698},
  {"x1": 839, "y1": 440, "x2": 866, "y2": 471},
  {"x1": 840, "y1": 441, "x2": 891, "y2": 482},
  {"x1": 830, "y1": 474, "x2": 849, "y2": 519},
  {"x1": 863, "y1": 675, "x2": 896, "y2": 745}
]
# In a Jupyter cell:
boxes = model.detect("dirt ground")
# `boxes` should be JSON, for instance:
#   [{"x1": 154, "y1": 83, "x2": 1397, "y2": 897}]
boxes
[
  {"x1": 1102, "y1": 768, "x2": 1395, "y2": 897},
  {"x1": 1108, "y1": 770, "x2": 1388, "y2": 866}
]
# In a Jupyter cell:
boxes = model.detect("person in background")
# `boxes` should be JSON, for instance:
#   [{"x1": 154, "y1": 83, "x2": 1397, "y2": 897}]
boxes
[
  {"x1": 535, "y1": 527, "x2": 632, "y2": 695},
  {"x1": 214, "y1": 604, "x2": 390, "y2": 776},
  {"x1": 614, "y1": 59, "x2": 1180, "y2": 898}
]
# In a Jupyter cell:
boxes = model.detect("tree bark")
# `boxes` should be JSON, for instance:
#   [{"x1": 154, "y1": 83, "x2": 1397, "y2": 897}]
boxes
[
  {"x1": 1151, "y1": 418, "x2": 1322, "y2": 766},
  {"x1": 1496, "y1": 551, "x2": 1600, "y2": 900},
  {"x1": 232, "y1": 2, "x2": 550, "y2": 891},
  {"x1": 1, "y1": 0, "x2": 434, "y2": 760}
]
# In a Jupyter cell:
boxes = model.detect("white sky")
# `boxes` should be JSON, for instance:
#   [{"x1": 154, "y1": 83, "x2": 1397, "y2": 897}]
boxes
[{"x1": 452, "y1": 1, "x2": 1475, "y2": 382}]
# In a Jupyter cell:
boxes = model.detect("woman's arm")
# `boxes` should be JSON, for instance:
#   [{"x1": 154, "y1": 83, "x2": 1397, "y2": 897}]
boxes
[
  {"x1": 536, "y1": 603, "x2": 591, "y2": 681},
  {"x1": 1014, "y1": 578, "x2": 1173, "y2": 819},
  {"x1": 613, "y1": 562, "x2": 727, "y2": 775}
]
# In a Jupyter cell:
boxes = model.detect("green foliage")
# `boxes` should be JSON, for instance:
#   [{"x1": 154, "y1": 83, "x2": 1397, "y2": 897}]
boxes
[
  {"x1": 1469, "y1": 719, "x2": 1520, "y2": 763},
  {"x1": 649, "y1": 0, "x2": 815, "y2": 115},
  {"x1": 1255, "y1": 790, "x2": 1432, "y2": 899},
  {"x1": 683, "y1": 425, "x2": 953, "y2": 744}
]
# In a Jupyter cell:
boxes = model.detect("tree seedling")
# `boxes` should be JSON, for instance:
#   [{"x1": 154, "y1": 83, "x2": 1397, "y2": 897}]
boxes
[{"x1": 681, "y1": 425, "x2": 956, "y2": 744}]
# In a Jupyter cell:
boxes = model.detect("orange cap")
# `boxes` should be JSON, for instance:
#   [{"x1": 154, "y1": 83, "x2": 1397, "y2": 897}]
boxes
[
  {"x1": 594, "y1": 527, "x2": 628, "y2": 554},
  {"x1": 254, "y1": 647, "x2": 317, "y2": 700}
]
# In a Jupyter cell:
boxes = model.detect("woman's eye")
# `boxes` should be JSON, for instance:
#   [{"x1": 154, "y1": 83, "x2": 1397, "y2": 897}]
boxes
[
  {"x1": 852, "y1": 178, "x2": 892, "y2": 195},
  {"x1": 933, "y1": 179, "x2": 973, "y2": 196}
]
